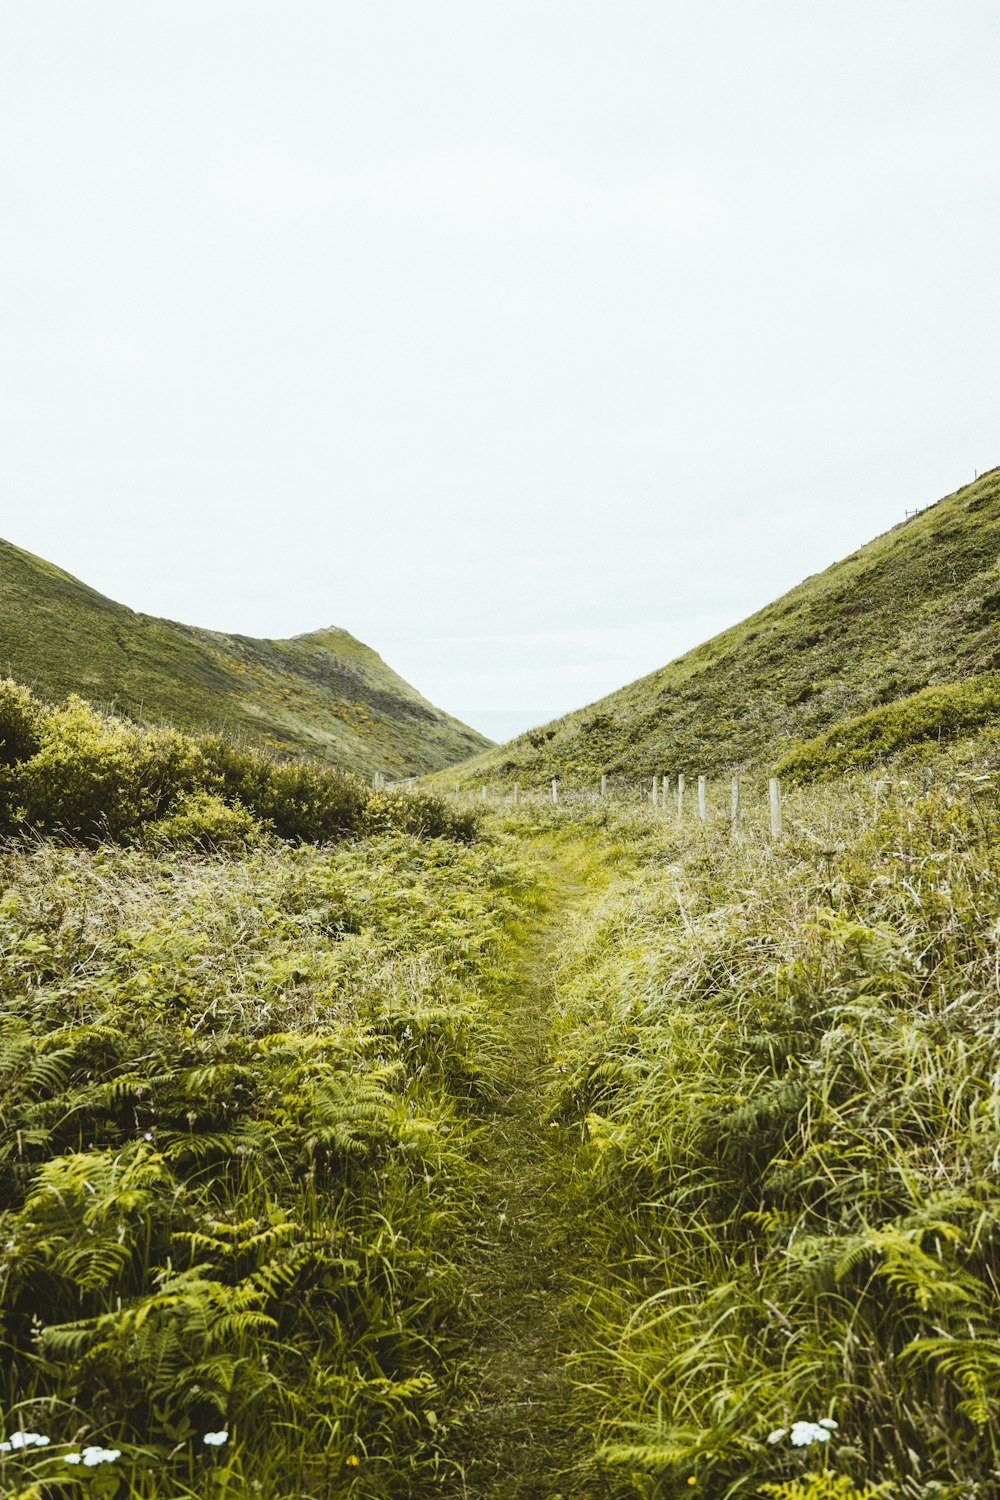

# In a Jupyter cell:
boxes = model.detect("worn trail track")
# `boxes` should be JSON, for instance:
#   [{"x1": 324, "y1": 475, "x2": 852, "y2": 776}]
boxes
[{"x1": 441, "y1": 840, "x2": 615, "y2": 1500}]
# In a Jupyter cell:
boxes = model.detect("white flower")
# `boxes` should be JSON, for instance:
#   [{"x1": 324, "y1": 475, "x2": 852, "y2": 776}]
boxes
[
  {"x1": 766, "y1": 1427, "x2": 787, "y2": 1444},
  {"x1": 203, "y1": 1430, "x2": 229, "y2": 1447},
  {"x1": 790, "y1": 1420, "x2": 832, "y2": 1446},
  {"x1": 64, "y1": 1453, "x2": 82, "y2": 1465},
  {"x1": 819, "y1": 1417, "x2": 839, "y2": 1430},
  {"x1": 81, "y1": 1446, "x2": 122, "y2": 1466},
  {"x1": 1, "y1": 1432, "x2": 50, "y2": 1451}
]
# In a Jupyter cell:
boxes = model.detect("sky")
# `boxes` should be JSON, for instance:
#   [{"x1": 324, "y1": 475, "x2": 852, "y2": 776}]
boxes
[{"x1": 2, "y1": 3, "x2": 998, "y2": 742}]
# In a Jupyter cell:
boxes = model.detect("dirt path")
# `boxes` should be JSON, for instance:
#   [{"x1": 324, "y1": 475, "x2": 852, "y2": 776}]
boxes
[{"x1": 441, "y1": 837, "x2": 613, "y2": 1500}]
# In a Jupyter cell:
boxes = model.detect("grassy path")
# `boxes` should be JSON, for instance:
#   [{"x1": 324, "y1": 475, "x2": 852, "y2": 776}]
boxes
[{"x1": 442, "y1": 833, "x2": 616, "y2": 1500}]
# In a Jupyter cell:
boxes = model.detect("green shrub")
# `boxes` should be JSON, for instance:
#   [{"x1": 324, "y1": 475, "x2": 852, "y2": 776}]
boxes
[
  {"x1": 364, "y1": 787, "x2": 479, "y2": 842},
  {"x1": 134, "y1": 724, "x2": 217, "y2": 816},
  {"x1": 197, "y1": 735, "x2": 367, "y2": 842},
  {"x1": 4, "y1": 696, "x2": 155, "y2": 841},
  {"x1": 0, "y1": 678, "x2": 45, "y2": 767},
  {"x1": 0, "y1": 681, "x2": 472, "y2": 850},
  {"x1": 143, "y1": 788, "x2": 264, "y2": 851},
  {"x1": 775, "y1": 675, "x2": 1000, "y2": 782}
]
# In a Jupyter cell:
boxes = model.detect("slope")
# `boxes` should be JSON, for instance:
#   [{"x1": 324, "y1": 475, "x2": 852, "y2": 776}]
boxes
[
  {"x1": 0, "y1": 537, "x2": 489, "y2": 777},
  {"x1": 453, "y1": 465, "x2": 1000, "y2": 789}
]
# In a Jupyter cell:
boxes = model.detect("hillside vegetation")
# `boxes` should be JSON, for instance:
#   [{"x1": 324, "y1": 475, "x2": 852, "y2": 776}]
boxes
[
  {"x1": 538, "y1": 745, "x2": 1000, "y2": 1496},
  {"x1": 0, "y1": 679, "x2": 475, "y2": 849},
  {"x1": 0, "y1": 538, "x2": 488, "y2": 777},
  {"x1": 452, "y1": 466, "x2": 1000, "y2": 790},
  {"x1": 7, "y1": 469, "x2": 1000, "y2": 1497}
]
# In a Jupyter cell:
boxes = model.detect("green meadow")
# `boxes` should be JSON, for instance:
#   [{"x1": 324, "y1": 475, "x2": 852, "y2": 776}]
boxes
[
  {"x1": 4, "y1": 685, "x2": 1000, "y2": 1497},
  {"x1": 4, "y1": 469, "x2": 1000, "y2": 1496}
]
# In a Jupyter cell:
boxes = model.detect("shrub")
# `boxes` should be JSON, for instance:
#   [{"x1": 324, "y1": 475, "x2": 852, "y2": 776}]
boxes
[
  {"x1": 774, "y1": 675, "x2": 1000, "y2": 782},
  {"x1": 142, "y1": 788, "x2": 264, "y2": 851},
  {"x1": 3, "y1": 697, "x2": 155, "y2": 841},
  {"x1": 363, "y1": 788, "x2": 479, "y2": 842},
  {"x1": 0, "y1": 681, "x2": 472, "y2": 850},
  {"x1": 134, "y1": 725, "x2": 217, "y2": 816},
  {"x1": 0, "y1": 678, "x2": 45, "y2": 767}
]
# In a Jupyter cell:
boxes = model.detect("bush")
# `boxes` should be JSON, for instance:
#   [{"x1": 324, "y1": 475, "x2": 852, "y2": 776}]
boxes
[
  {"x1": 4, "y1": 696, "x2": 156, "y2": 840},
  {"x1": 0, "y1": 681, "x2": 473, "y2": 850},
  {"x1": 363, "y1": 788, "x2": 479, "y2": 842},
  {"x1": 774, "y1": 674, "x2": 1000, "y2": 782},
  {"x1": 0, "y1": 677, "x2": 45, "y2": 766},
  {"x1": 141, "y1": 788, "x2": 264, "y2": 851},
  {"x1": 199, "y1": 736, "x2": 370, "y2": 842}
]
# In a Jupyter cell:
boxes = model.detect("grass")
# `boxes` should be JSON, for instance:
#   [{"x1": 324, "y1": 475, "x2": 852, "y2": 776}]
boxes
[
  {"x1": 774, "y1": 675, "x2": 1000, "y2": 782},
  {"x1": 9, "y1": 442, "x2": 1000, "y2": 1497},
  {"x1": 0, "y1": 536, "x2": 489, "y2": 777},
  {"x1": 5, "y1": 735, "x2": 1000, "y2": 1495},
  {"x1": 524, "y1": 739, "x2": 1000, "y2": 1496},
  {"x1": 447, "y1": 465, "x2": 1000, "y2": 793},
  {"x1": 0, "y1": 827, "x2": 533, "y2": 1497}
]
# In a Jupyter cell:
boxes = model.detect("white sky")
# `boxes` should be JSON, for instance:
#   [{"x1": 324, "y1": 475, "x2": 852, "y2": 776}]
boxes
[{"x1": 2, "y1": 3, "x2": 998, "y2": 741}]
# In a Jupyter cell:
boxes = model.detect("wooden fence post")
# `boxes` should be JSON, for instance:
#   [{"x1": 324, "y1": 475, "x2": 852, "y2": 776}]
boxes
[
  {"x1": 481, "y1": 785, "x2": 487, "y2": 804},
  {"x1": 731, "y1": 775, "x2": 740, "y2": 835},
  {"x1": 769, "y1": 777, "x2": 783, "y2": 839},
  {"x1": 698, "y1": 775, "x2": 707, "y2": 822},
  {"x1": 513, "y1": 782, "x2": 519, "y2": 805},
  {"x1": 552, "y1": 778, "x2": 559, "y2": 805},
  {"x1": 661, "y1": 775, "x2": 668, "y2": 811},
  {"x1": 650, "y1": 773, "x2": 658, "y2": 807},
  {"x1": 677, "y1": 774, "x2": 685, "y2": 823}
]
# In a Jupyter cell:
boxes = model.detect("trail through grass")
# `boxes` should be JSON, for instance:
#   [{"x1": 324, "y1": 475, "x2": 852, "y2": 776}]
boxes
[{"x1": 443, "y1": 831, "x2": 619, "y2": 1500}]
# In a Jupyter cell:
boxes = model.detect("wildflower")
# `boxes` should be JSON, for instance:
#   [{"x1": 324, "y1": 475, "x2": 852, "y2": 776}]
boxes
[
  {"x1": 346, "y1": 1455, "x2": 360, "y2": 1466},
  {"x1": 64, "y1": 1446, "x2": 121, "y2": 1466},
  {"x1": 203, "y1": 1431, "x2": 229, "y2": 1447},
  {"x1": 0, "y1": 1432, "x2": 50, "y2": 1451},
  {"x1": 143, "y1": 1132, "x2": 153, "y2": 1141},
  {"x1": 766, "y1": 1428, "x2": 787, "y2": 1444},
  {"x1": 790, "y1": 1420, "x2": 832, "y2": 1446}
]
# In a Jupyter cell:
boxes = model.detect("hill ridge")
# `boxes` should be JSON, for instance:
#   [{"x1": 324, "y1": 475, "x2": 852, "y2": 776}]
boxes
[
  {"x1": 452, "y1": 465, "x2": 1000, "y2": 787},
  {"x1": 0, "y1": 536, "x2": 488, "y2": 777}
]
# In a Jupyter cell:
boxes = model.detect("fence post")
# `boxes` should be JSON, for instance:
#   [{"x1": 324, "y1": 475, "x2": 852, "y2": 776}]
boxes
[
  {"x1": 600, "y1": 773, "x2": 607, "y2": 798},
  {"x1": 676, "y1": 774, "x2": 685, "y2": 823},
  {"x1": 552, "y1": 778, "x2": 559, "y2": 805},
  {"x1": 769, "y1": 777, "x2": 783, "y2": 839},
  {"x1": 513, "y1": 782, "x2": 519, "y2": 805},
  {"x1": 731, "y1": 775, "x2": 740, "y2": 835},
  {"x1": 698, "y1": 775, "x2": 707, "y2": 822},
  {"x1": 650, "y1": 773, "x2": 658, "y2": 807},
  {"x1": 661, "y1": 774, "x2": 668, "y2": 811},
  {"x1": 481, "y1": 785, "x2": 487, "y2": 804}
]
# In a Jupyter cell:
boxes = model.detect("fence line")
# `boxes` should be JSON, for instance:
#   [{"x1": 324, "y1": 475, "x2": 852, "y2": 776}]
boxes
[{"x1": 447, "y1": 771, "x2": 790, "y2": 840}]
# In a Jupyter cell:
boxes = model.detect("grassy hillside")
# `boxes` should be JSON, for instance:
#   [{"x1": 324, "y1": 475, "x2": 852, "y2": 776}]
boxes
[
  {"x1": 0, "y1": 538, "x2": 488, "y2": 777},
  {"x1": 452, "y1": 466, "x2": 1000, "y2": 790}
]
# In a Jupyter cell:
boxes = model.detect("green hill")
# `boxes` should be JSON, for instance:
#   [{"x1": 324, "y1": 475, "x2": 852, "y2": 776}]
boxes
[
  {"x1": 0, "y1": 538, "x2": 489, "y2": 777},
  {"x1": 453, "y1": 466, "x2": 1000, "y2": 789}
]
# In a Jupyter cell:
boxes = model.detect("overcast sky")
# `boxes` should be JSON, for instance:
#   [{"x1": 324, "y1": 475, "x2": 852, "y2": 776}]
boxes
[{"x1": 2, "y1": 3, "x2": 998, "y2": 740}]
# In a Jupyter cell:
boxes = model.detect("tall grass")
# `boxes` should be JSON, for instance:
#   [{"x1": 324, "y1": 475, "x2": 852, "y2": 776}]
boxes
[
  {"x1": 0, "y1": 830, "x2": 530, "y2": 1497},
  {"x1": 537, "y1": 765, "x2": 1000, "y2": 1496}
]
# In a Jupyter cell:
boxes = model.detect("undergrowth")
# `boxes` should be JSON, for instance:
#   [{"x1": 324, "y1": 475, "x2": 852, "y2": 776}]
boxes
[
  {"x1": 774, "y1": 676, "x2": 1000, "y2": 783},
  {"x1": 0, "y1": 829, "x2": 529, "y2": 1497},
  {"x1": 0, "y1": 680, "x2": 476, "y2": 847},
  {"x1": 536, "y1": 765, "x2": 1000, "y2": 1497}
]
